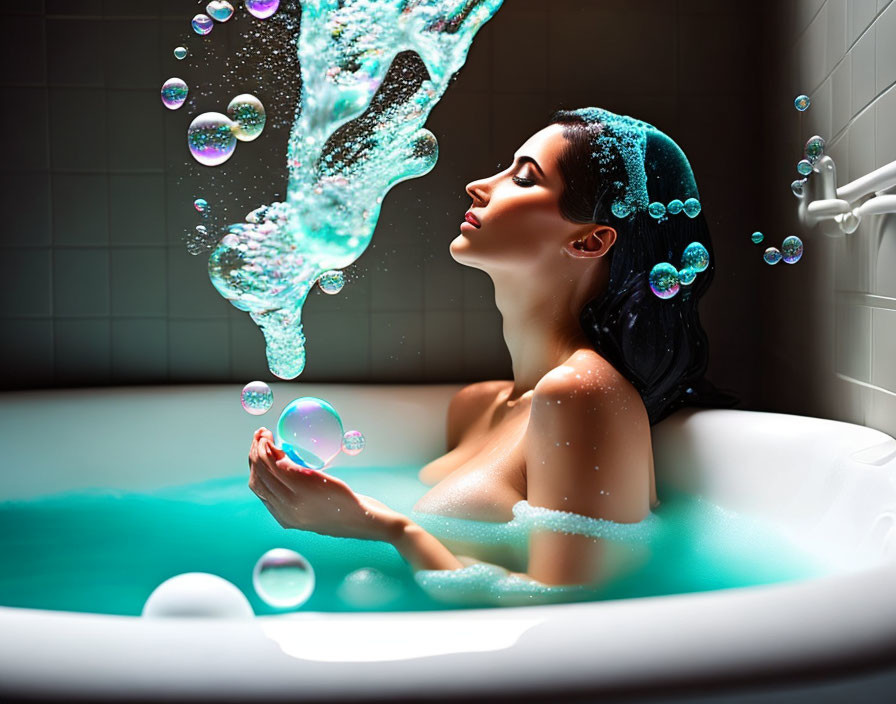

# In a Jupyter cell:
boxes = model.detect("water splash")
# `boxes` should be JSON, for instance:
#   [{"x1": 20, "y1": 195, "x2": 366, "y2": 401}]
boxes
[{"x1": 208, "y1": 0, "x2": 503, "y2": 378}]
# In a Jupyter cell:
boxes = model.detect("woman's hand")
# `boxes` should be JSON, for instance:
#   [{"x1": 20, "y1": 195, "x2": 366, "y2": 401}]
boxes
[{"x1": 248, "y1": 428, "x2": 408, "y2": 543}]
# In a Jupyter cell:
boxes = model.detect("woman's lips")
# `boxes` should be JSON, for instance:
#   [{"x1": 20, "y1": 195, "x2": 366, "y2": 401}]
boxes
[{"x1": 464, "y1": 211, "x2": 481, "y2": 227}]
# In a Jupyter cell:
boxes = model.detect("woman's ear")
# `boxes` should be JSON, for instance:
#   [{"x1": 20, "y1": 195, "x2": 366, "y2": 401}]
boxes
[{"x1": 565, "y1": 225, "x2": 617, "y2": 258}]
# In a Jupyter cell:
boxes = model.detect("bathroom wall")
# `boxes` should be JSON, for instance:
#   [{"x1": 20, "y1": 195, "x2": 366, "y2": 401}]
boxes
[
  {"x1": 0, "y1": 0, "x2": 763, "y2": 403},
  {"x1": 760, "y1": 0, "x2": 896, "y2": 438}
]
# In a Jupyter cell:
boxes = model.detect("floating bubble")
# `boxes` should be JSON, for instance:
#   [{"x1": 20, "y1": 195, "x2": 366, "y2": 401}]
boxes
[
  {"x1": 751, "y1": 231, "x2": 764, "y2": 244},
  {"x1": 173, "y1": 46, "x2": 188, "y2": 60},
  {"x1": 682, "y1": 198, "x2": 701, "y2": 218},
  {"x1": 245, "y1": 0, "x2": 280, "y2": 19},
  {"x1": 797, "y1": 159, "x2": 813, "y2": 176},
  {"x1": 667, "y1": 199, "x2": 683, "y2": 215},
  {"x1": 253, "y1": 548, "x2": 315, "y2": 609},
  {"x1": 805, "y1": 135, "x2": 825, "y2": 163},
  {"x1": 206, "y1": 0, "x2": 234, "y2": 22},
  {"x1": 276, "y1": 397, "x2": 344, "y2": 470},
  {"x1": 794, "y1": 94, "x2": 810, "y2": 111},
  {"x1": 160, "y1": 77, "x2": 188, "y2": 110},
  {"x1": 187, "y1": 112, "x2": 237, "y2": 166},
  {"x1": 681, "y1": 241, "x2": 710, "y2": 272},
  {"x1": 649, "y1": 263, "x2": 680, "y2": 300},
  {"x1": 781, "y1": 235, "x2": 804, "y2": 264},
  {"x1": 647, "y1": 202, "x2": 666, "y2": 219},
  {"x1": 791, "y1": 178, "x2": 807, "y2": 197},
  {"x1": 337, "y1": 568, "x2": 404, "y2": 609},
  {"x1": 191, "y1": 13, "x2": 214, "y2": 35},
  {"x1": 342, "y1": 430, "x2": 365, "y2": 456},
  {"x1": 610, "y1": 201, "x2": 630, "y2": 219},
  {"x1": 194, "y1": 198, "x2": 209, "y2": 213},
  {"x1": 317, "y1": 270, "x2": 345, "y2": 294},
  {"x1": 241, "y1": 380, "x2": 273, "y2": 415},
  {"x1": 226, "y1": 94, "x2": 266, "y2": 142},
  {"x1": 678, "y1": 266, "x2": 697, "y2": 286},
  {"x1": 764, "y1": 247, "x2": 782, "y2": 265}
]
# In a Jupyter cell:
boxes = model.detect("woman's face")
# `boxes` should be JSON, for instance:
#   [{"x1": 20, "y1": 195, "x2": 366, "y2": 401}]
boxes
[{"x1": 450, "y1": 123, "x2": 591, "y2": 271}]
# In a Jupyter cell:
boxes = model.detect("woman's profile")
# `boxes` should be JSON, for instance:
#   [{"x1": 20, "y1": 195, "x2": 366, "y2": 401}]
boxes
[{"x1": 247, "y1": 107, "x2": 734, "y2": 591}]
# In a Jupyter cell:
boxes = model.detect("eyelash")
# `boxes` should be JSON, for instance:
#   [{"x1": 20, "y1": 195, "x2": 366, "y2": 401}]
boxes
[{"x1": 511, "y1": 176, "x2": 535, "y2": 187}]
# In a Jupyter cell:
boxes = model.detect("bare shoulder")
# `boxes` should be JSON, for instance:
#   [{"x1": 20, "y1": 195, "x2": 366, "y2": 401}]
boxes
[
  {"x1": 446, "y1": 380, "x2": 511, "y2": 450},
  {"x1": 534, "y1": 349, "x2": 644, "y2": 414}
]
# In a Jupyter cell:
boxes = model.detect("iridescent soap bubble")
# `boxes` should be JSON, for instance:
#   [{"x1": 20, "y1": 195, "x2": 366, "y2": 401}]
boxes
[
  {"x1": 191, "y1": 13, "x2": 214, "y2": 35},
  {"x1": 649, "y1": 263, "x2": 680, "y2": 300},
  {"x1": 241, "y1": 380, "x2": 273, "y2": 415},
  {"x1": 797, "y1": 159, "x2": 813, "y2": 176},
  {"x1": 648, "y1": 201, "x2": 666, "y2": 219},
  {"x1": 678, "y1": 266, "x2": 697, "y2": 286},
  {"x1": 683, "y1": 197, "x2": 701, "y2": 218},
  {"x1": 751, "y1": 231, "x2": 764, "y2": 244},
  {"x1": 253, "y1": 548, "x2": 315, "y2": 609},
  {"x1": 206, "y1": 0, "x2": 234, "y2": 22},
  {"x1": 667, "y1": 199, "x2": 683, "y2": 215},
  {"x1": 160, "y1": 77, "x2": 188, "y2": 110},
  {"x1": 781, "y1": 235, "x2": 804, "y2": 264},
  {"x1": 764, "y1": 247, "x2": 782, "y2": 265},
  {"x1": 187, "y1": 112, "x2": 237, "y2": 166},
  {"x1": 342, "y1": 430, "x2": 365, "y2": 456},
  {"x1": 337, "y1": 567, "x2": 404, "y2": 609},
  {"x1": 245, "y1": 0, "x2": 280, "y2": 19},
  {"x1": 794, "y1": 94, "x2": 810, "y2": 111},
  {"x1": 681, "y1": 241, "x2": 710, "y2": 272},
  {"x1": 276, "y1": 397, "x2": 344, "y2": 470},
  {"x1": 805, "y1": 135, "x2": 825, "y2": 163},
  {"x1": 194, "y1": 198, "x2": 209, "y2": 213},
  {"x1": 226, "y1": 94, "x2": 266, "y2": 142},
  {"x1": 791, "y1": 178, "x2": 807, "y2": 197},
  {"x1": 610, "y1": 201, "x2": 629, "y2": 219},
  {"x1": 195, "y1": 224, "x2": 207, "y2": 237},
  {"x1": 317, "y1": 270, "x2": 345, "y2": 294},
  {"x1": 173, "y1": 46, "x2": 188, "y2": 60}
]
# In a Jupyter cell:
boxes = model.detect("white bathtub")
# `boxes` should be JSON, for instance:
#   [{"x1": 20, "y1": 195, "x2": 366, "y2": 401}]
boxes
[{"x1": 1, "y1": 383, "x2": 895, "y2": 702}]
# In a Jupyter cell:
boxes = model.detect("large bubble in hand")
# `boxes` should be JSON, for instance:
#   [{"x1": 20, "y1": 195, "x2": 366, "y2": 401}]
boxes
[
  {"x1": 253, "y1": 548, "x2": 315, "y2": 609},
  {"x1": 276, "y1": 397, "x2": 344, "y2": 469},
  {"x1": 227, "y1": 94, "x2": 266, "y2": 142},
  {"x1": 245, "y1": 0, "x2": 279, "y2": 19},
  {"x1": 187, "y1": 112, "x2": 237, "y2": 166}
]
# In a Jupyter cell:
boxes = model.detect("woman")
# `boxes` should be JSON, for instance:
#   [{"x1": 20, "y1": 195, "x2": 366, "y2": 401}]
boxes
[{"x1": 247, "y1": 108, "x2": 732, "y2": 590}]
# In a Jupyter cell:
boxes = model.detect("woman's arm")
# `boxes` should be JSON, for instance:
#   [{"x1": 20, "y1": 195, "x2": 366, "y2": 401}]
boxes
[{"x1": 390, "y1": 519, "x2": 466, "y2": 571}]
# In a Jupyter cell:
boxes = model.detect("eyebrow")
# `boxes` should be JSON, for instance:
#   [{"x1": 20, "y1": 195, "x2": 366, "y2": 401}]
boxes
[{"x1": 513, "y1": 154, "x2": 545, "y2": 177}]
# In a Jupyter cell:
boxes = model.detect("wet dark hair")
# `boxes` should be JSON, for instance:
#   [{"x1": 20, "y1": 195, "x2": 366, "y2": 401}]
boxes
[{"x1": 549, "y1": 109, "x2": 738, "y2": 425}]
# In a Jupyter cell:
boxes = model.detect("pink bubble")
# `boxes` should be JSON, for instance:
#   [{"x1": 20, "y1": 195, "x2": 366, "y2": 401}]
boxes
[
  {"x1": 245, "y1": 0, "x2": 280, "y2": 19},
  {"x1": 187, "y1": 112, "x2": 237, "y2": 166},
  {"x1": 160, "y1": 78, "x2": 188, "y2": 110}
]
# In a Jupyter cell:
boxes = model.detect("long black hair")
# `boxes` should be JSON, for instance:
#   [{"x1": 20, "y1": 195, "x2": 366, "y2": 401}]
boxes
[{"x1": 549, "y1": 109, "x2": 738, "y2": 425}]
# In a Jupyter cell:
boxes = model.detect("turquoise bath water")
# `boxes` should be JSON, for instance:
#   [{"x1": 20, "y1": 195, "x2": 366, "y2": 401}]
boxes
[{"x1": 0, "y1": 465, "x2": 831, "y2": 616}]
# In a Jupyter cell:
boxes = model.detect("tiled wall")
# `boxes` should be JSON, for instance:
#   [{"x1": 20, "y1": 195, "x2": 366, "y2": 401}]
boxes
[
  {"x1": 1, "y1": 0, "x2": 763, "y2": 403},
  {"x1": 760, "y1": 0, "x2": 896, "y2": 437}
]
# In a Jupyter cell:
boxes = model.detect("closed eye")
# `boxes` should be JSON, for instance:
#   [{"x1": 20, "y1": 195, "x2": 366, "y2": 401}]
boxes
[{"x1": 512, "y1": 176, "x2": 535, "y2": 187}]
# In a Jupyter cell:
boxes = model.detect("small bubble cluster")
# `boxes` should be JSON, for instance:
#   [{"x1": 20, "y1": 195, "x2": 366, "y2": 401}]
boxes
[
  {"x1": 192, "y1": 13, "x2": 214, "y2": 35},
  {"x1": 317, "y1": 270, "x2": 345, "y2": 294},
  {"x1": 253, "y1": 548, "x2": 315, "y2": 609},
  {"x1": 649, "y1": 241, "x2": 709, "y2": 299},
  {"x1": 160, "y1": 78, "x2": 188, "y2": 110},
  {"x1": 241, "y1": 380, "x2": 273, "y2": 415},
  {"x1": 342, "y1": 429, "x2": 365, "y2": 456},
  {"x1": 794, "y1": 94, "x2": 810, "y2": 111}
]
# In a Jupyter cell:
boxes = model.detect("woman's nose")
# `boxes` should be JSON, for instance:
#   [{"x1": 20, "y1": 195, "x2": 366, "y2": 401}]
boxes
[{"x1": 465, "y1": 178, "x2": 488, "y2": 205}]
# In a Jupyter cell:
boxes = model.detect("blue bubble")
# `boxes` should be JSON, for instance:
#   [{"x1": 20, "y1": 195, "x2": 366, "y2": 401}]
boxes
[
  {"x1": 173, "y1": 46, "x2": 188, "y2": 60},
  {"x1": 649, "y1": 262, "x2": 680, "y2": 300},
  {"x1": 667, "y1": 199, "x2": 683, "y2": 215},
  {"x1": 781, "y1": 235, "x2": 803, "y2": 264},
  {"x1": 797, "y1": 159, "x2": 813, "y2": 176},
  {"x1": 253, "y1": 548, "x2": 315, "y2": 609},
  {"x1": 648, "y1": 201, "x2": 666, "y2": 219},
  {"x1": 194, "y1": 198, "x2": 209, "y2": 213},
  {"x1": 805, "y1": 135, "x2": 825, "y2": 163},
  {"x1": 751, "y1": 231, "x2": 764, "y2": 244},
  {"x1": 764, "y1": 247, "x2": 782, "y2": 265},
  {"x1": 678, "y1": 266, "x2": 697, "y2": 286},
  {"x1": 683, "y1": 197, "x2": 701, "y2": 218},
  {"x1": 791, "y1": 178, "x2": 807, "y2": 197},
  {"x1": 610, "y1": 200, "x2": 630, "y2": 219},
  {"x1": 794, "y1": 94, "x2": 810, "y2": 111},
  {"x1": 191, "y1": 13, "x2": 214, "y2": 35},
  {"x1": 317, "y1": 270, "x2": 345, "y2": 294},
  {"x1": 681, "y1": 241, "x2": 710, "y2": 272}
]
